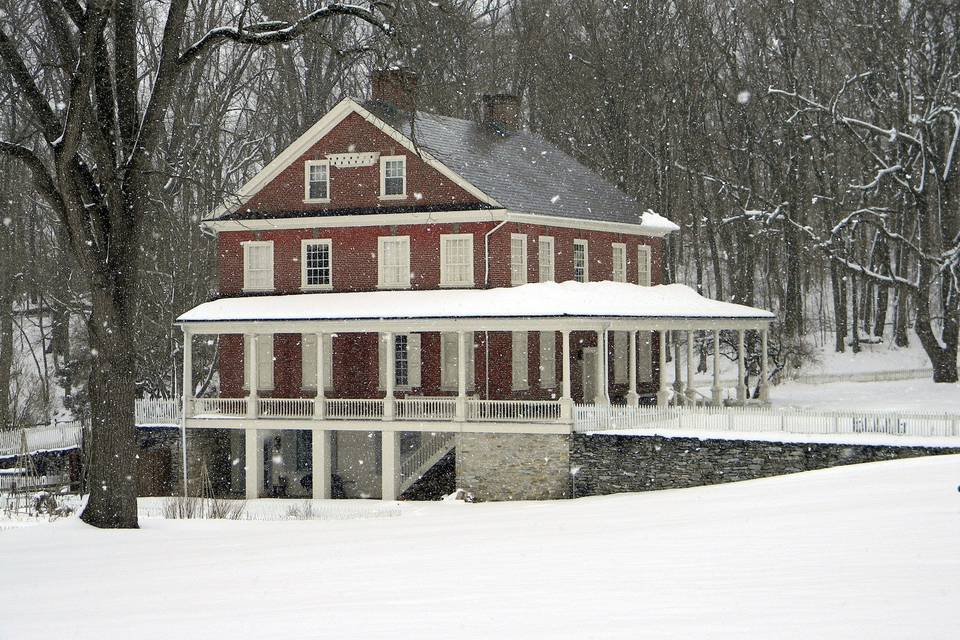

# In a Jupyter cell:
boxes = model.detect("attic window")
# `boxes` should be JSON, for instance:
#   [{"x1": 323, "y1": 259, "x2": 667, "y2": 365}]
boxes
[
  {"x1": 304, "y1": 160, "x2": 330, "y2": 202},
  {"x1": 380, "y1": 155, "x2": 406, "y2": 199}
]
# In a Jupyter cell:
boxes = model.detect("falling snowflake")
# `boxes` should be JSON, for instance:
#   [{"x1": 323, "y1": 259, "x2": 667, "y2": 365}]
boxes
[
  {"x1": 1, "y1": 217, "x2": 10, "y2": 227},
  {"x1": 737, "y1": 90, "x2": 751, "y2": 105},
  {"x1": 550, "y1": 195, "x2": 560, "y2": 204}
]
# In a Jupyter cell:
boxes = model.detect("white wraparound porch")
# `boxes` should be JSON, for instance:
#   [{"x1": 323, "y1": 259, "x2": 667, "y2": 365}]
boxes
[{"x1": 175, "y1": 281, "x2": 775, "y2": 500}]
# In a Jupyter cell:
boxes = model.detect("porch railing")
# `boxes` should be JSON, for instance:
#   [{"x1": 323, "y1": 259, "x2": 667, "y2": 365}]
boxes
[
  {"x1": 325, "y1": 398, "x2": 384, "y2": 420},
  {"x1": 397, "y1": 397, "x2": 457, "y2": 421},
  {"x1": 191, "y1": 397, "x2": 247, "y2": 418},
  {"x1": 258, "y1": 398, "x2": 315, "y2": 419},
  {"x1": 399, "y1": 432, "x2": 456, "y2": 493},
  {"x1": 135, "y1": 398, "x2": 181, "y2": 425},
  {"x1": 466, "y1": 399, "x2": 562, "y2": 423}
]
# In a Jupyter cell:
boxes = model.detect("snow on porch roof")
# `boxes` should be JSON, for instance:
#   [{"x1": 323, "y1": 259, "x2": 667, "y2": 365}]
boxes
[{"x1": 177, "y1": 281, "x2": 775, "y2": 326}]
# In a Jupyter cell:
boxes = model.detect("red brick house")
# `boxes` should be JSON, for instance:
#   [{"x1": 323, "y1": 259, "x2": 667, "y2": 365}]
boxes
[{"x1": 176, "y1": 70, "x2": 774, "y2": 501}]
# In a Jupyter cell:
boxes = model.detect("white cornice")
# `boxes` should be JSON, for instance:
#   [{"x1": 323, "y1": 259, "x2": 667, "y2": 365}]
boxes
[{"x1": 203, "y1": 209, "x2": 671, "y2": 238}]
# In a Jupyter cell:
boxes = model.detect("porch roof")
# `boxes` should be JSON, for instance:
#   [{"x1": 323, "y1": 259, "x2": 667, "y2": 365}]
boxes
[{"x1": 177, "y1": 281, "x2": 774, "y2": 329}]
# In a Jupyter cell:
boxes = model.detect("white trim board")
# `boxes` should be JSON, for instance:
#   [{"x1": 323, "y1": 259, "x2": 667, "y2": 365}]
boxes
[
  {"x1": 204, "y1": 208, "x2": 672, "y2": 238},
  {"x1": 208, "y1": 97, "x2": 500, "y2": 220}
]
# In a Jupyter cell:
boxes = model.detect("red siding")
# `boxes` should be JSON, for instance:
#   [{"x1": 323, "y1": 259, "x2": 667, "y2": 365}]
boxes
[
  {"x1": 242, "y1": 112, "x2": 482, "y2": 213},
  {"x1": 215, "y1": 109, "x2": 666, "y2": 402},
  {"x1": 217, "y1": 221, "x2": 664, "y2": 401}
]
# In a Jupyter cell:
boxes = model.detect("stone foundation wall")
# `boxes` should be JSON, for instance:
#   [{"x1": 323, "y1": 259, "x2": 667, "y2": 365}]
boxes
[
  {"x1": 456, "y1": 432, "x2": 570, "y2": 500},
  {"x1": 570, "y1": 433, "x2": 960, "y2": 497}
]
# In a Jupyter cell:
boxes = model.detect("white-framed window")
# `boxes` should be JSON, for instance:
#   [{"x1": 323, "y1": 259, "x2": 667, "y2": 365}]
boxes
[
  {"x1": 511, "y1": 331, "x2": 529, "y2": 390},
  {"x1": 304, "y1": 159, "x2": 330, "y2": 202},
  {"x1": 301, "y1": 333, "x2": 334, "y2": 391},
  {"x1": 613, "y1": 331, "x2": 629, "y2": 384},
  {"x1": 440, "y1": 234, "x2": 474, "y2": 287},
  {"x1": 612, "y1": 243, "x2": 627, "y2": 282},
  {"x1": 510, "y1": 233, "x2": 528, "y2": 285},
  {"x1": 380, "y1": 155, "x2": 407, "y2": 199},
  {"x1": 242, "y1": 240, "x2": 274, "y2": 291},
  {"x1": 301, "y1": 239, "x2": 332, "y2": 290},
  {"x1": 638, "y1": 245, "x2": 652, "y2": 286},
  {"x1": 638, "y1": 331, "x2": 653, "y2": 382},
  {"x1": 539, "y1": 331, "x2": 556, "y2": 388},
  {"x1": 379, "y1": 333, "x2": 421, "y2": 389},
  {"x1": 378, "y1": 236, "x2": 411, "y2": 289},
  {"x1": 538, "y1": 236, "x2": 555, "y2": 282},
  {"x1": 573, "y1": 239, "x2": 589, "y2": 283},
  {"x1": 242, "y1": 334, "x2": 274, "y2": 391},
  {"x1": 440, "y1": 332, "x2": 475, "y2": 390}
]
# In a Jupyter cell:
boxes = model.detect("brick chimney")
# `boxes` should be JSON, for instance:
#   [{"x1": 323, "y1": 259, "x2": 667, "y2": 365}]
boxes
[
  {"x1": 482, "y1": 93, "x2": 521, "y2": 131},
  {"x1": 371, "y1": 68, "x2": 418, "y2": 111}
]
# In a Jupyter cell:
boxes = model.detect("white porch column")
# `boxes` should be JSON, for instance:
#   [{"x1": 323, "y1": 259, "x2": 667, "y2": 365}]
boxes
[
  {"x1": 595, "y1": 328, "x2": 607, "y2": 405},
  {"x1": 711, "y1": 329, "x2": 722, "y2": 405},
  {"x1": 673, "y1": 333, "x2": 683, "y2": 404},
  {"x1": 180, "y1": 328, "x2": 192, "y2": 497},
  {"x1": 381, "y1": 429, "x2": 400, "y2": 500},
  {"x1": 246, "y1": 333, "x2": 259, "y2": 418},
  {"x1": 560, "y1": 330, "x2": 572, "y2": 420},
  {"x1": 456, "y1": 330, "x2": 467, "y2": 422},
  {"x1": 244, "y1": 428, "x2": 262, "y2": 500},
  {"x1": 760, "y1": 328, "x2": 770, "y2": 402},
  {"x1": 313, "y1": 332, "x2": 325, "y2": 420},
  {"x1": 736, "y1": 329, "x2": 747, "y2": 403},
  {"x1": 686, "y1": 330, "x2": 696, "y2": 404},
  {"x1": 657, "y1": 330, "x2": 669, "y2": 407},
  {"x1": 626, "y1": 331, "x2": 639, "y2": 407},
  {"x1": 383, "y1": 332, "x2": 395, "y2": 421},
  {"x1": 311, "y1": 429, "x2": 331, "y2": 499}
]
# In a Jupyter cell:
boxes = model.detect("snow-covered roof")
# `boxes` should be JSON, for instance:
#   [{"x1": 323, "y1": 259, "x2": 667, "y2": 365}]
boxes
[{"x1": 178, "y1": 281, "x2": 774, "y2": 326}]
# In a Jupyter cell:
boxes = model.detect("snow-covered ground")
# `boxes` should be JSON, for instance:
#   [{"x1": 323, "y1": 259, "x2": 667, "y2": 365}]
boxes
[
  {"x1": 772, "y1": 378, "x2": 960, "y2": 412},
  {"x1": 2, "y1": 455, "x2": 958, "y2": 639}
]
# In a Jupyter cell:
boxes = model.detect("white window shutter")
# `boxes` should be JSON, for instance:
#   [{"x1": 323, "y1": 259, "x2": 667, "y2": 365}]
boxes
[
  {"x1": 408, "y1": 333, "x2": 421, "y2": 387},
  {"x1": 259, "y1": 336, "x2": 273, "y2": 389},
  {"x1": 638, "y1": 331, "x2": 653, "y2": 382},
  {"x1": 512, "y1": 332, "x2": 529, "y2": 390},
  {"x1": 302, "y1": 334, "x2": 317, "y2": 388},
  {"x1": 613, "y1": 332, "x2": 628, "y2": 384},
  {"x1": 243, "y1": 335, "x2": 250, "y2": 390},
  {"x1": 324, "y1": 334, "x2": 334, "y2": 391},
  {"x1": 243, "y1": 334, "x2": 273, "y2": 390},
  {"x1": 378, "y1": 334, "x2": 387, "y2": 389},
  {"x1": 539, "y1": 331, "x2": 556, "y2": 387},
  {"x1": 440, "y1": 332, "x2": 456, "y2": 388},
  {"x1": 466, "y1": 332, "x2": 475, "y2": 390}
]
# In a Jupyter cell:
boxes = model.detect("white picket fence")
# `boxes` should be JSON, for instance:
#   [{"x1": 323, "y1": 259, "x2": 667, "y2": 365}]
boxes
[
  {"x1": 0, "y1": 423, "x2": 83, "y2": 457},
  {"x1": 574, "y1": 404, "x2": 960, "y2": 438}
]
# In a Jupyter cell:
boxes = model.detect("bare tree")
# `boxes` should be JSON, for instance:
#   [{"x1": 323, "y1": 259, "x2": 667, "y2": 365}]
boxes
[{"x1": 0, "y1": 0, "x2": 392, "y2": 528}]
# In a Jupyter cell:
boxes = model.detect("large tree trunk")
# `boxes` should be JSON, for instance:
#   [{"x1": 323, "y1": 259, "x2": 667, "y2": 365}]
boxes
[{"x1": 79, "y1": 283, "x2": 139, "y2": 528}]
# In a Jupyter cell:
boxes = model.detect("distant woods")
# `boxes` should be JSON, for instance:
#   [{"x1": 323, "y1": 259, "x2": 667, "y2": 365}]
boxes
[
  {"x1": 389, "y1": 0, "x2": 958, "y2": 382},
  {"x1": 0, "y1": 0, "x2": 956, "y2": 439}
]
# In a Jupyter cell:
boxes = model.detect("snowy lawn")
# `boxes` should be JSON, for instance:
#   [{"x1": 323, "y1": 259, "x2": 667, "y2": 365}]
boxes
[
  {"x1": 2, "y1": 455, "x2": 959, "y2": 639},
  {"x1": 773, "y1": 378, "x2": 960, "y2": 412}
]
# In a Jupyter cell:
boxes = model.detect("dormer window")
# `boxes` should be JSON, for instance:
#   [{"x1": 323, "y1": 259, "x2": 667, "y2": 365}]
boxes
[
  {"x1": 380, "y1": 155, "x2": 406, "y2": 199},
  {"x1": 304, "y1": 160, "x2": 330, "y2": 202}
]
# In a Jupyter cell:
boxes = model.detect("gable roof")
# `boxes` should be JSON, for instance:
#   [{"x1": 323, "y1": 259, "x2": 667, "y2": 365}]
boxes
[
  {"x1": 207, "y1": 98, "x2": 678, "y2": 234},
  {"x1": 365, "y1": 101, "x2": 667, "y2": 228}
]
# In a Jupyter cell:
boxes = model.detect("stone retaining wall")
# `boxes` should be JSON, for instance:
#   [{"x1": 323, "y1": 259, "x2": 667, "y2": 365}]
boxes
[
  {"x1": 570, "y1": 433, "x2": 960, "y2": 497},
  {"x1": 456, "y1": 432, "x2": 570, "y2": 501}
]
